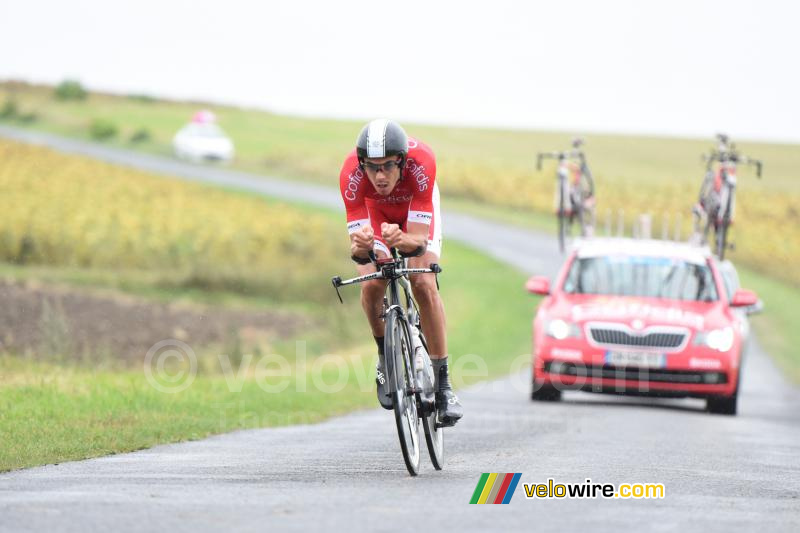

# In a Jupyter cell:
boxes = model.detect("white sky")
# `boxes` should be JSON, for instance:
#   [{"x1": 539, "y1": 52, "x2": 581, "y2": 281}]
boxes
[{"x1": 1, "y1": 0, "x2": 798, "y2": 142}]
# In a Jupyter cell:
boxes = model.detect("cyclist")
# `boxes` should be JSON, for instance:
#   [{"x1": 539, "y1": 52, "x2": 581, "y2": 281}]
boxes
[{"x1": 338, "y1": 119, "x2": 463, "y2": 427}]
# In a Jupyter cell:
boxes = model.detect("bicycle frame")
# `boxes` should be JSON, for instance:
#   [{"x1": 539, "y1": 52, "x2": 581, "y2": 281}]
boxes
[
  {"x1": 383, "y1": 263, "x2": 417, "y2": 396},
  {"x1": 332, "y1": 252, "x2": 440, "y2": 390}
]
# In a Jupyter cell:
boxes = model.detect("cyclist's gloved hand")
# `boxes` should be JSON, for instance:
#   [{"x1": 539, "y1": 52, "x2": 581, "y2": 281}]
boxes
[
  {"x1": 381, "y1": 222, "x2": 403, "y2": 248},
  {"x1": 352, "y1": 225, "x2": 375, "y2": 255}
]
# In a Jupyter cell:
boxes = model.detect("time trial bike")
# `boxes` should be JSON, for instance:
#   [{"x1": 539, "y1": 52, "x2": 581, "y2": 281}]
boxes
[
  {"x1": 332, "y1": 249, "x2": 443, "y2": 476},
  {"x1": 693, "y1": 134, "x2": 762, "y2": 260}
]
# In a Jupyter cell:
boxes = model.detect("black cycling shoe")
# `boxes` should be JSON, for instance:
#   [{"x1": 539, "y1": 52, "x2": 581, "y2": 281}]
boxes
[
  {"x1": 376, "y1": 360, "x2": 393, "y2": 410},
  {"x1": 436, "y1": 388, "x2": 463, "y2": 427}
]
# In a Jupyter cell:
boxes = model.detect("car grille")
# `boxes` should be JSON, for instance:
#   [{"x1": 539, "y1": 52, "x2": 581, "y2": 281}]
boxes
[
  {"x1": 589, "y1": 325, "x2": 687, "y2": 351},
  {"x1": 544, "y1": 361, "x2": 727, "y2": 385}
]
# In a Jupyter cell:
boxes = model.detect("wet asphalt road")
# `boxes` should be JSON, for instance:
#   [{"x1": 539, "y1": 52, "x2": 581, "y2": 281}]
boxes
[{"x1": 0, "y1": 126, "x2": 798, "y2": 532}]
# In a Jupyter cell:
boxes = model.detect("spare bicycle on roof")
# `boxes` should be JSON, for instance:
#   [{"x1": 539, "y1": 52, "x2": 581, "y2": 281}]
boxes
[
  {"x1": 537, "y1": 138, "x2": 596, "y2": 253},
  {"x1": 692, "y1": 133, "x2": 762, "y2": 260}
]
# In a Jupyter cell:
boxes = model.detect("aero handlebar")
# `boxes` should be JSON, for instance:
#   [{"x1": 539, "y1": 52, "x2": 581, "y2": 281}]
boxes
[
  {"x1": 331, "y1": 249, "x2": 442, "y2": 304},
  {"x1": 702, "y1": 152, "x2": 763, "y2": 178}
]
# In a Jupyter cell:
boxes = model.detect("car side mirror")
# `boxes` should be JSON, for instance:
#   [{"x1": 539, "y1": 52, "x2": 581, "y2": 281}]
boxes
[
  {"x1": 745, "y1": 299, "x2": 764, "y2": 316},
  {"x1": 731, "y1": 288, "x2": 758, "y2": 308},
  {"x1": 526, "y1": 276, "x2": 550, "y2": 296}
]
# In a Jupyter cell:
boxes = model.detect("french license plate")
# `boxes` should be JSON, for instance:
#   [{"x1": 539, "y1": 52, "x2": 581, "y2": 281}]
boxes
[{"x1": 605, "y1": 351, "x2": 665, "y2": 368}]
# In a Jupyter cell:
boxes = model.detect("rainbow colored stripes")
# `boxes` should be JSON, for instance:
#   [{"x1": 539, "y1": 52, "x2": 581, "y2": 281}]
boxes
[{"x1": 469, "y1": 473, "x2": 522, "y2": 504}]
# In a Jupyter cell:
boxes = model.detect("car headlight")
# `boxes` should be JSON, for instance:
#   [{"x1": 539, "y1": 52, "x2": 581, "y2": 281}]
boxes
[
  {"x1": 694, "y1": 327, "x2": 734, "y2": 352},
  {"x1": 546, "y1": 319, "x2": 582, "y2": 340}
]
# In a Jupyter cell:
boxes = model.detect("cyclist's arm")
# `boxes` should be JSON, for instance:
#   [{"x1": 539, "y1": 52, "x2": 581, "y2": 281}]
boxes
[
  {"x1": 400, "y1": 141, "x2": 437, "y2": 257},
  {"x1": 340, "y1": 153, "x2": 372, "y2": 262},
  {"x1": 382, "y1": 222, "x2": 428, "y2": 256},
  {"x1": 349, "y1": 227, "x2": 374, "y2": 261}
]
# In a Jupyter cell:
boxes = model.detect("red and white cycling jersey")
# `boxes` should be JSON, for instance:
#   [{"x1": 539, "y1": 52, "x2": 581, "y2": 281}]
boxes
[{"x1": 339, "y1": 137, "x2": 441, "y2": 256}]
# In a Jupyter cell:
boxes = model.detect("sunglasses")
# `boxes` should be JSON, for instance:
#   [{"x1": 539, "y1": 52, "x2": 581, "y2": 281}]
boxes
[{"x1": 362, "y1": 160, "x2": 401, "y2": 173}]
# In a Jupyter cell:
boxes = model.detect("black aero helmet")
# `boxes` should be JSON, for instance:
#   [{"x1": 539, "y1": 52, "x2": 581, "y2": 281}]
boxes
[{"x1": 356, "y1": 119, "x2": 409, "y2": 168}]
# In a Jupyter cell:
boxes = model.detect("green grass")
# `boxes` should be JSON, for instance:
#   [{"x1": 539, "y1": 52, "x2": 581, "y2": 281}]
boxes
[
  {"x1": 0, "y1": 357, "x2": 376, "y2": 472},
  {"x1": 0, "y1": 239, "x2": 536, "y2": 472},
  {"x1": 736, "y1": 268, "x2": 800, "y2": 384},
  {"x1": 439, "y1": 241, "x2": 539, "y2": 381}
]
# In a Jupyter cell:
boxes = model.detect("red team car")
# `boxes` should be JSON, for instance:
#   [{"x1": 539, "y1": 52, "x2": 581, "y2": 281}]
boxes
[{"x1": 527, "y1": 238, "x2": 759, "y2": 415}]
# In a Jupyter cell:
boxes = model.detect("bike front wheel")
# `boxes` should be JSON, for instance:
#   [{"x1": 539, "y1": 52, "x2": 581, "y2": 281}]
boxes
[{"x1": 385, "y1": 309, "x2": 420, "y2": 476}]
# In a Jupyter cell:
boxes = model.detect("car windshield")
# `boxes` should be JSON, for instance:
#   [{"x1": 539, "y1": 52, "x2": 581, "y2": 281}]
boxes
[{"x1": 562, "y1": 255, "x2": 718, "y2": 302}]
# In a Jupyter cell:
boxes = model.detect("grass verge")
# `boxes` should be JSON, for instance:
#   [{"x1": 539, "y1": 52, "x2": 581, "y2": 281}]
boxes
[
  {"x1": 0, "y1": 240, "x2": 536, "y2": 472},
  {"x1": 736, "y1": 268, "x2": 800, "y2": 384}
]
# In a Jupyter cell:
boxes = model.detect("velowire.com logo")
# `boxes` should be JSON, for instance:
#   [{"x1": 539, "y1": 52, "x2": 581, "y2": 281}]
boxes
[
  {"x1": 469, "y1": 473, "x2": 522, "y2": 504},
  {"x1": 470, "y1": 474, "x2": 666, "y2": 504}
]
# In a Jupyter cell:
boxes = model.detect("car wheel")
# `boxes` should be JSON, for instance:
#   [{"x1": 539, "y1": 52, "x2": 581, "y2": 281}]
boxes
[
  {"x1": 707, "y1": 369, "x2": 740, "y2": 415},
  {"x1": 531, "y1": 382, "x2": 562, "y2": 402},
  {"x1": 706, "y1": 395, "x2": 737, "y2": 415}
]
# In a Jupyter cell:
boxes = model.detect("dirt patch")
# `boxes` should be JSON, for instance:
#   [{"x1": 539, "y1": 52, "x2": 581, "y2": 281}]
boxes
[{"x1": 0, "y1": 280, "x2": 308, "y2": 363}]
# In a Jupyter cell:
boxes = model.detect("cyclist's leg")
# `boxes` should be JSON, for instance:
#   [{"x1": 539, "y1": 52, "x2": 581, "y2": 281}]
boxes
[
  {"x1": 407, "y1": 190, "x2": 461, "y2": 425},
  {"x1": 358, "y1": 215, "x2": 392, "y2": 408},
  {"x1": 408, "y1": 249, "x2": 445, "y2": 359},
  {"x1": 406, "y1": 184, "x2": 445, "y2": 360},
  {"x1": 357, "y1": 261, "x2": 387, "y2": 338},
  {"x1": 358, "y1": 216, "x2": 390, "y2": 338}
]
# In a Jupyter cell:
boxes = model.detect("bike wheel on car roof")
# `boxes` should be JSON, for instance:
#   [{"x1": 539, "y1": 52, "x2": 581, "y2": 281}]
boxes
[
  {"x1": 716, "y1": 195, "x2": 733, "y2": 260},
  {"x1": 385, "y1": 308, "x2": 420, "y2": 476},
  {"x1": 557, "y1": 190, "x2": 567, "y2": 253}
]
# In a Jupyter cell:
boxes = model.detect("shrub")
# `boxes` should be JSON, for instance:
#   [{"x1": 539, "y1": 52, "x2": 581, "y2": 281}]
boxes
[
  {"x1": 17, "y1": 112, "x2": 38, "y2": 124},
  {"x1": 0, "y1": 100, "x2": 18, "y2": 119},
  {"x1": 54, "y1": 79, "x2": 87, "y2": 101},
  {"x1": 129, "y1": 128, "x2": 151, "y2": 143},
  {"x1": 89, "y1": 119, "x2": 118, "y2": 140}
]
